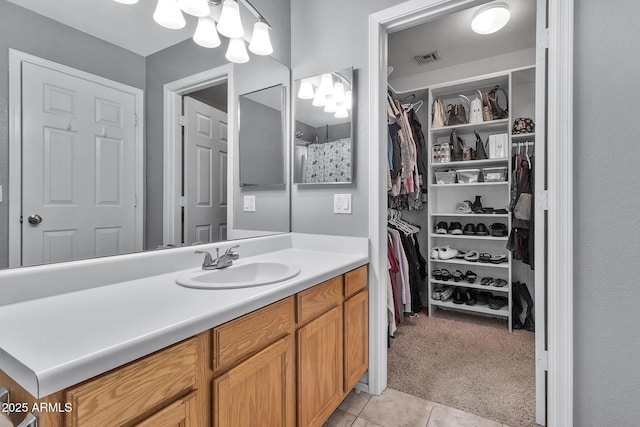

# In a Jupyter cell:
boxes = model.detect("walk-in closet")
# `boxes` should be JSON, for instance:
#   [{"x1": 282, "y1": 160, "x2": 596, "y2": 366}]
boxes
[{"x1": 384, "y1": 1, "x2": 543, "y2": 425}]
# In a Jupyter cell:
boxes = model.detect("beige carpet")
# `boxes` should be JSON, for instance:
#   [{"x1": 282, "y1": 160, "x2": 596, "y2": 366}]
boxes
[{"x1": 387, "y1": 309, "x2": 537, "y2": 427}]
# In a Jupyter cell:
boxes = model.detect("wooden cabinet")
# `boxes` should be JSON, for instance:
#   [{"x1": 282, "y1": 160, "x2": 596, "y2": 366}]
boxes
[
  {"x1": 344, "y1": 289, "x2": 368, "y2": 392},
  {"x1": 297, "y1": 306, "x2": 343, "y2": 427},
  {"x1": 134, "y1": 391, "x2": 198, "y2": 427},
  {"x1": 213, "y1": 335, "x2": 295, "y2": 427}
]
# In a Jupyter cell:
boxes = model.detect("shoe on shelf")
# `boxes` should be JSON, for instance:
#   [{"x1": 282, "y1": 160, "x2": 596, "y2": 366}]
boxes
[
  {"x1": 463, "y1": 223, "x2": 476, "y2": 235},
  {"x1": 488, "y1": 296, "x2": 508, "y2": 310},
  {"x1": 489, "y1": 254, "x2": 508, "y2": 264},
  {"x1": 449, "y1": 222, "x2": 463, "y2": 235},
  {"x1": 471, "y1": 196, "x2": 483, "y2": 213},
  {"x1": 476, "y1": 292, "x2": 490, "y2": 305},
  {"x1": 440, "y1": 269, "x2": 452, "y2": 281},
  {"x1": 464, "y1": 251, "x2": 480, "y2": 262},
  {"x1": 490, "y1": 223, "x2": 507, "y2": 237},
  {"x1": 475, "y1": 223, "x2": 489, "y2": 235},
  {"x1": 436, "y1": 221, "x2": 448, "y2": 234},
  {"x1": 479, "y1": 252, "x2": 491, "y2": 263},
  {"x1": 455, "y1": 250, "x2": 467, "y2": 259},
  {"x1": 432, "y1": 288, "x2": 443, "y2": 301},
  {"x1": 464, "y1": 289, "x2": 477, "y2": 305},
  {"x1": 432, "y1": 269, "x2": 443, "y2": 280},
  {"x1": 431, "y1": 247, "x2": 440, "y2": 260},
  {"x1": 440, "y1": 287, "x2": 454, "y2": 301},
  {"x1": 493, "y1": 278, "x2": 508, "y2": 288},
  {"x1": 452, "y1": 270, "x2": 465, "y2": 282},
  {"x1": 480, "y1": 277, "x2": 494, "y2": 286},
  {"x1": 465, "y1": 270, "x2": 477, "y2": 283},
  {"x1": 453, "y1": 288, "x2": 467, "y2": 304},
  {"x1": 439, "y1": 246, "x2": 459, "y2": 260}
]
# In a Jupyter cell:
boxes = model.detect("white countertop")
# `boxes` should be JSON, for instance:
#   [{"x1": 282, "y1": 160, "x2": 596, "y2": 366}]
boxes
[{"x1": 0, "y1": 237, "x2": 368, "y2": 398}]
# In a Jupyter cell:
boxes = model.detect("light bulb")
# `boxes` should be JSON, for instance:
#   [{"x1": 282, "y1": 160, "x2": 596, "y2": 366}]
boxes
[
  {"x1": 178, "y1": 0, "x2": 210, "y2": 17},
  {"x1": 318, "y1": 73, "x2": 333, "y2": 97},
  {"x1": 312, "y1": 89, "x2": 327, "y2": 107},
  {"x1": 153, "y1": 0, "x2": 186, "y2": 29},
  {"x1": 114, "y1": 0, "x2": 139, "y2": 4},
  {"x1": 324, "y1": 96, "x2": 337, "y2": 113},
  {"x1": 297, "y1": 79, "x2": 315, "y2": 100},
  {"x1": 344, "y1": 90, "x2": 352, "y2": 109},
  {"x1": 471, "y1": 3, "x2": 510, "y2": 35},
  {"x1": 217, "y1": 0, "x2": 244, "y2": 39},
  {"x1": 248, "y1": 20, "x2": 273, "y2": 56},
  {"x1": 332, "y1": 82, "x2": 345, "y2": 104},
  {"x1": 335, "y1": 105, "x2": 349, "y2": 119},
  {"x1": 226, "y1": 38, "x2": 249, "y2": 63},
  {"x1": 193, "y1": 17, "x2": 221, "y2": 48}
]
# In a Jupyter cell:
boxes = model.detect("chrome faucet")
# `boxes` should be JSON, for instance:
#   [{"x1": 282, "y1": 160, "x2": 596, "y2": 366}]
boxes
[{"x1": 195, "y1": 245, "x2": 240, "y2": 270}]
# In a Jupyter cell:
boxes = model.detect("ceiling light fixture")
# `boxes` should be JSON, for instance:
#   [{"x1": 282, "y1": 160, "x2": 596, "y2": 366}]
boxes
[
  {"x1": 471, "y1": 2, "x2": 511, "y2": 35},
  {"x1": 297, "y1": 79, "x2": 315, "y2": 100},
  {"x1": 335, "y1": 105, "x2": 349, "y2": 119},
  {"x1": 312, "y1": 89, "x2": 327, "y2": 107},
  {"x1": 116, "y1": 0, "x2": 273, "y2": 64}
]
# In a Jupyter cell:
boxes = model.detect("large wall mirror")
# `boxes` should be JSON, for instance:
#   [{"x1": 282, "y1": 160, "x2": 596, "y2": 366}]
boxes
[
  {"x1": 293, "y1": 68, "x2": 353, "y2": 184},
  {"x1": 0, "y1": 0, "x2": 290, "y2": 269}
]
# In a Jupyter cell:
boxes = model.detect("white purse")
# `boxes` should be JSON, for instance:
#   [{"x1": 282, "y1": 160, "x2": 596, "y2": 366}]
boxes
[{"x1": 468, "y1": 90, "x2": 484, "y2": 124}]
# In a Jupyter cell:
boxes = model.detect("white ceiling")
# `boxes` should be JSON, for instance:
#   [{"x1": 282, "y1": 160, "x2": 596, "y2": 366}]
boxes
[{"x1": 388, "y1": 0, "x2": 536, "y2": 80}]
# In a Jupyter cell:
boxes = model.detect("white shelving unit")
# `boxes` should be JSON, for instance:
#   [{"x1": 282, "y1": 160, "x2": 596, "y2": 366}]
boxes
[{"x1": 426, "y1": 70, "x2": 519, "y2": 330}]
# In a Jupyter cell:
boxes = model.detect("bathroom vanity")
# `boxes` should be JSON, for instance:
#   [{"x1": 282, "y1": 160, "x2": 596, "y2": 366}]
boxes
[{"x1": 0, "y1": 234, "x2": 368, "y2": 427}]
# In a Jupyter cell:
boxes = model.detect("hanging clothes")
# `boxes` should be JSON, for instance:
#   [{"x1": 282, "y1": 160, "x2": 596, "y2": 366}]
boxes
[{"x1": 507, "y1": 146, "x2": 535, "y2": 269}]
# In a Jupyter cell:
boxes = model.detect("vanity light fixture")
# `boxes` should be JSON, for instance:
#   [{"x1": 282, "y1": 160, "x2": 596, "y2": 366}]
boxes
[
  {"x1": 178, "y1": 0, "x2": 210, "y2": 17},
  {"x1": 324, "y1": 96, "x2": 338, "y2": 114},
  {"x1": 217, "y1": 0, "x2": 244, "y2": 38},
  {"x1": 153, "y1": 0, "x2": 186, "y2": 29},
  {"x1": 318, "y1": 74, "x2": 334, "y2": 97},
  {"x1": 297, "y1": 79, "x2": 315, "y2": 99},
  {"x1": 471, "y1": 2, "x2": 510, "y2": 35},
  {"x1": 335, "y1": 105, "x2": 349, "y2": 119},
  {"x1": 248, "y1": 19, "x2": 273, "y2": 55},
  {"x1": 312, "y1": 88, "x2": 327, "y2": 107},
  {"x1": 193, "y1": 16, "x2": 221, "y2": 48},
  {"x1": 226, "y1": 38, "x2": 250, "y2": 63},
  {"x1": 332, "y1": 82, "x2": 345, "y2": 104}
]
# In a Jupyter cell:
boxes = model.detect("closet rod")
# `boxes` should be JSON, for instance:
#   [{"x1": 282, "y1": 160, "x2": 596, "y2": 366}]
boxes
[{"x1": 511, "y1": 141, "x2": 535, "y2": 147}]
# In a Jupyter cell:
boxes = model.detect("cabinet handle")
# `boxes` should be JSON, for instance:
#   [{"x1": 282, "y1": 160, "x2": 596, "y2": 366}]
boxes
[{"x1": 0, "y1": 386, "x2": 38, "y2": 427}]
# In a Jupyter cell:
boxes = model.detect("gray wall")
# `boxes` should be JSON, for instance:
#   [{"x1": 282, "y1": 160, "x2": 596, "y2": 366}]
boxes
[
  {"x1": 574, "y1": 0, "x2": 640, "y2": 425},
  {"x1": 0, "y1": 1, "x2": 145, "y2": 268},
  {"x1": 189, "y1": 83, "x2": 228, "y2": 113},
  {"x1": 290, "y1": 0, "x2": 405, "y2": 237}
]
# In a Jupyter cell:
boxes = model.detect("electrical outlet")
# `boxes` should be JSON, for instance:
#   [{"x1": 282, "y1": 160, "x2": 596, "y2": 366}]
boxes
[
  {"x1": 243, "y1": 195, "x2": 256, "y2": 212},
  {"x1": 333, "y1": 194, "x2": 352, "y2": 214}
]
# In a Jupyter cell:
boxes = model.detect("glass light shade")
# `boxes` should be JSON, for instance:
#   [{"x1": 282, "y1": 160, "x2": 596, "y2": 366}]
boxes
[
  {"x1": 471, "y1": 3, "x2": 510, "y2": 35},
  {"x1": 248, "y1": 21, "x2": 273, "y2": 55},
  {"x1": 193, "y1": 17, "x2": 221, "y2": 48},
  {"x1": 335, "y1": 105, "x2": 349, "y2": 119},
  {"x1": 318, "y1": 73, "x2": 333, "y2": 97},
  {"x1": 226, "y1": 38, "x2": 250, "y2": 63},
  {"x1": 312, "y1": 89, "x2": 327, "y2": 107},
  {"x1": 217, "y1": 0, "x2": 244, "y2": 39},
  {"x1": 298, "y1": 79, "x2": 315, "y2": 100},
  {"x1": 344, "y1": 90, "x2": 352, "y2": 109},
  {"x1": 153, "y1": 0, "x2": 186, "y2": 29},
  {"x1": 114, "y1": 0, "x2": 139, "y2": 4},
  {"x1": 178, "y1": 0, "x2": 210, "y2": 17},
  {"x1": 332, "y1": 82, "x2": 345, "y2": 104},
  {"x1": 324, "y1": 96, "x2": 337, "y2": 113}
]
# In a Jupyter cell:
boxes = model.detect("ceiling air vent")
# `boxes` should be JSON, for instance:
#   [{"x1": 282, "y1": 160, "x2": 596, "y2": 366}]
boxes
[{"x1": 414, "y1": 51, "x2": 440, "y2": 65}]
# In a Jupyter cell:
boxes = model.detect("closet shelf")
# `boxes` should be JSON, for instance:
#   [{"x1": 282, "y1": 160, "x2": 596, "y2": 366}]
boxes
[
  {"x1": 431, "y1": 258, "x2": 509, "y2": 268},
  {"x1": 431, "y1": 182, "x2": 508, "y2": 188},
  {"x1": 430, "y1": 119, "x2": 509, "y2": 137},
  {"x1": 430, "y1": 233, "x2": 508, "y2": 241},
  {"x1": 431, "y1": 213, "x2": 510, "y2": 218},
  {"x1": 430, "y1": 299, "x2": 510, "y2": 317},
  {"x1": 431, "y1": 158, "x2": 509, "y2": 168},
  {"x1": 431, "y1": 279, "x2": 510, "y2": 293},
  {"x1": 511, "y1": 132, "x2": 535, "y2": 141}
]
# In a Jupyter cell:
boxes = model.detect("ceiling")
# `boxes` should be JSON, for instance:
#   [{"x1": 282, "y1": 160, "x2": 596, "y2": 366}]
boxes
[{"x1": 388, "y1": 0, "x2": 536, "y2": 81}]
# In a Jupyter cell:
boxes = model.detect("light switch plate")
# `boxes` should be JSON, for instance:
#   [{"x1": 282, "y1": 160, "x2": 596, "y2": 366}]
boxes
[
  {"x1": 243, "y1": 195, "x2": 256, "y2": 212},
  {"x1": 333, "y1": 194, "x2": 352, "y2": 214}
]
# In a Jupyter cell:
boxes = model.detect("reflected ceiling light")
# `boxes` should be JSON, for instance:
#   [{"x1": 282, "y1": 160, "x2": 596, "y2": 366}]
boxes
[
  {"x1": 335, "y1": 105, "x2": 349, "y2": 119},
  {"x1": 324, "y1": 96, "x2": 338, "y2": 114},
  {"x1": 193, "y1": 16, "x2": 221, "y2": 48},
  {"x1": 318, "y1": 74, "x2": 334, "y2": 97},
  {"x1": 312, "y1": 89, "x2": 327, "y2": 107},
  {"x1": 226, "y1": 38, "x2": 250, "y2": 63},
  {"x1": 153, "y1": 0, "x2": 186, "y2": 29},
  {"x1": 332, "y1": 82, "x2": 345, "y2": 104},
  {"x1": 178, "y1": 0, "x2": 210, "y2": 17},
  {"x1": 248, "y1": 19, "x2": 273, "y2": 55},
  {"x1": 217, "y1": 0, "x2": 244, "y2": 39},
  {"x1": 344, "y1": 90, "x2": 352, "y2": 110},
  {"x1": 114, "y1": 0, "x2": 139, "y2": 4},
  {"x1": 471, "y1": 3, "x2": 510, "y2": 35},
  {"x1": 298, "y1": 79, "x2": 315, "y2": 100}
]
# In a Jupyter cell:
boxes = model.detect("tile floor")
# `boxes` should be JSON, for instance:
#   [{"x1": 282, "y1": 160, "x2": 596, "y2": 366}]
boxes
[{"x1": 324, "y1": 388, "x2": 512, "y2": 427}]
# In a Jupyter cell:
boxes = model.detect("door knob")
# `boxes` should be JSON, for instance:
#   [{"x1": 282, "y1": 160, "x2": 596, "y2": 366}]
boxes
[{"x1": 27, "y1": 214, "x2": 43, "y2": 225}]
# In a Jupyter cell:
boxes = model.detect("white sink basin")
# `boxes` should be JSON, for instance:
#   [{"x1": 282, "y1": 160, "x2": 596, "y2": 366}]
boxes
[{"x1": 175, "y1": 261, "x2": 301, "y2": 289}]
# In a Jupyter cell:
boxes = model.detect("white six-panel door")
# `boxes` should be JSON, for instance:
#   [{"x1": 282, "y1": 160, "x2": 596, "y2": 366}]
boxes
[
  {"x1": 21, "y1": 61, "x2": 137, "y2": 266},
  {"x1": 183, "y1": 96, "x2": 228, "y2": 245}
]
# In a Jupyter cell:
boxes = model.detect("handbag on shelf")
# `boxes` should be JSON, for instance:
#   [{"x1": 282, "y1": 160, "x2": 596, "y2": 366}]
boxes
[
  {"x1": 474, "y1": 131, "x2": 488, "y2": 160},
  {"x1": 432, "y1": 98, "x2": 447, "y2": 128},
  {"x1": 463, "y1": 146, "x2": 476, "y2": 161},
  {"x1": 482, "y1": 85, "x2": 509, "y2": 120},
  {"x1": 449, "y1": 130, "x2": 464, "y2": 162},
  {"x1": 468, "y1": 90, "x2": 483, "y2": 124},
  {"x1": 447, "y1": 103, "x2": 467, "y2": 126}
]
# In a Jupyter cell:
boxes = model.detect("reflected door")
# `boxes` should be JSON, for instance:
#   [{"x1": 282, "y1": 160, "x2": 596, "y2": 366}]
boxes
[
  {"x1": 183, "y1": 96, "x2": 228, "y2": 245},
  {"x1": 21, "y1": 62, "x2": 137, "y2": 266}
]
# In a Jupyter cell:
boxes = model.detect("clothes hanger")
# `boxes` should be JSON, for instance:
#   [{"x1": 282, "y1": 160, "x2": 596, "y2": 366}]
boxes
[{"x1": 525, "y1": 142, "x2": 532, "y2": 169}]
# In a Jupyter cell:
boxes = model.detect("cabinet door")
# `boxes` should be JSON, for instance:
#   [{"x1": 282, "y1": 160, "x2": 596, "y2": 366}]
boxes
[
  {"x1": 213, "y1": 335, "x2": 295, "y2": 427},
  {"x1": 297, "y1": 306, "x2": 343, "y2": 427},
  {"x1": 134, "y1": 391, "x2": 197, "y2": 427},
  {"x1": 344, "y1": 290, "x2": 368, "y2": 392}
]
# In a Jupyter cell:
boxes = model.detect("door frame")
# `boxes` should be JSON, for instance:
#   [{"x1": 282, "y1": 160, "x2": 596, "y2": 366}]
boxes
[
  {"x1": 367, "y1": 1, "x2": 574, "y2": 426},
  {"x1": 8, "y1": 49, "x2": 145, "y2": 268},
  {"x1": 162, "y1": 65, "x2": 233, "y2": 246}
]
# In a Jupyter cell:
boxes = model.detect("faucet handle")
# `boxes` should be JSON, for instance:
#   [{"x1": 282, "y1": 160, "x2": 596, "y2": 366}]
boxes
[{"x1": 225, "y1": 245, "x2": 240, "y2": 255}]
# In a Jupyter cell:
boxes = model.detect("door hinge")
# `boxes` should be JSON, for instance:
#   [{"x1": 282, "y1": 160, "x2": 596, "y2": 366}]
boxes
[
  {"x1": 536, "y1": 190, "x2": 550, "y2": 211},
  {"x1": 538, "y1": 350, "x2": 549, "y2": 371},
  {"x1": 178, "y1": 196, "x2": 185, "y2": 207},
  {"x1": 537, "y1": 28, "x2": 549, "y2": 49},
  {"x1": 178, "y1": 115, "x2": 186, "y2": 126},
  {"x1": 134, "y1": 113, "x2": 139, "y2": 127},
  {"x1": 134, "y1": 194, "x2": 138, "y2": 207},
  {"x1": 19, "y1": 215, "x2": 23, "y2": 224}
]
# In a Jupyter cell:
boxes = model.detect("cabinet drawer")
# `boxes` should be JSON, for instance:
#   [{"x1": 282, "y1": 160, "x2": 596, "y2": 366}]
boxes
[
  {"x1": 344, "y1": 265, "x2": 368, "y2": 298},
  {"x1": 64, "y1": 337, "x2": 198, "y2": 427},
  {"x1": 212, "y1": 297, "x2": 294, "y2": 372},
  {"x1": 134, "y1": 391, "x2": 198, "y2": 427},
  {"x1": 296, "y1": 276, "x2": 343, "y2": 325}
]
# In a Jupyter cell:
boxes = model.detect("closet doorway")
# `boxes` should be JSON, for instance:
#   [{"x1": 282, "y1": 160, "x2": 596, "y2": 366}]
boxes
[{"x1": 369, "y1": 1, "x2": 574, "y2": 426}]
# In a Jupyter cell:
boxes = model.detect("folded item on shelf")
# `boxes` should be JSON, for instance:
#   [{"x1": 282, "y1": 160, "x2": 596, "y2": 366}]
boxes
[{"x1": 455, "y1": 201, "x2": 472, "y2": 213}]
